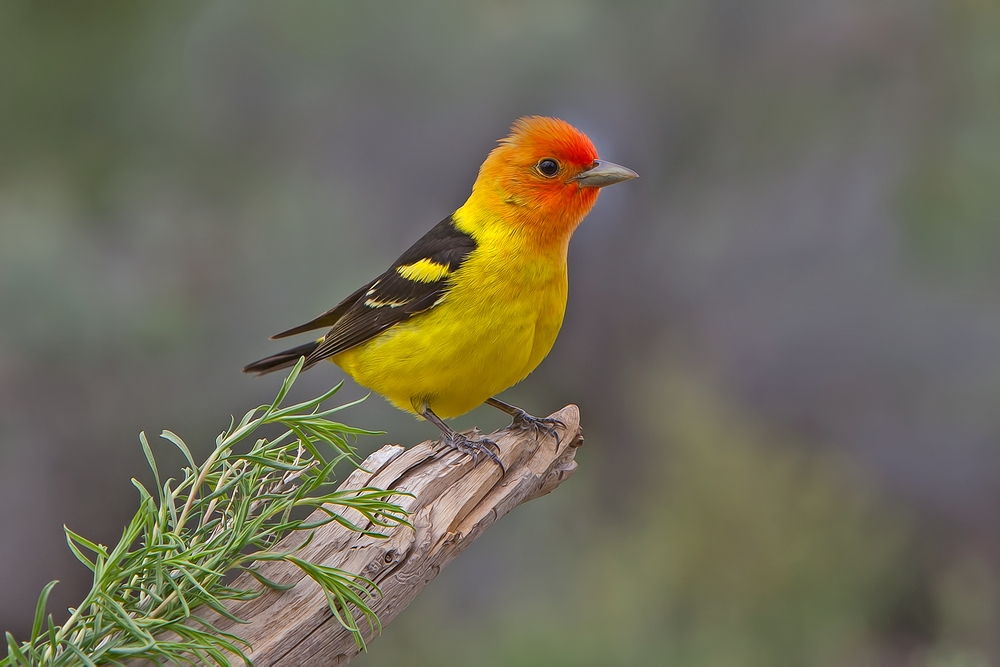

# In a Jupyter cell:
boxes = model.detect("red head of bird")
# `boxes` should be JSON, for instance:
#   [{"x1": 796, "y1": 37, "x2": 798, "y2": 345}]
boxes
[{"x1": 468, "y1": 116, "x2": 637, "y2": 250}]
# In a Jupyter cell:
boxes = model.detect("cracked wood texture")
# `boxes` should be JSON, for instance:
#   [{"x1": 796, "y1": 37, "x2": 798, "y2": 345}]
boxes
[{"x1": 168, "y1": 404, "x2": 581, "y2": 666}]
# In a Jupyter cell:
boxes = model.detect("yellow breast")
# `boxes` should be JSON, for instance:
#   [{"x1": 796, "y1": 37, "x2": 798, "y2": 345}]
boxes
[{"x1": 333, "y1": 210, "x2": 569, "y2": 419}]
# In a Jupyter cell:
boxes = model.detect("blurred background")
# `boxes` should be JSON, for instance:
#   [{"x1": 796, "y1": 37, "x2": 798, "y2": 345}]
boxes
[{"x1": 2, "y1": 1, "x2": 1000, "y2": 664}]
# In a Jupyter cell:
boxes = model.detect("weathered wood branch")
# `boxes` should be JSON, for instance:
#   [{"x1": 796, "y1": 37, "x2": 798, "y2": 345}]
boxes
[{"x1": 180, "y1": 405, "x2": 582, "y2": 666}]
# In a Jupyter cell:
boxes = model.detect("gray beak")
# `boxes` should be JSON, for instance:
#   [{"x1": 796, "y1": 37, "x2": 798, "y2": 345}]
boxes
[{"x1": 572, "y1": 160, "x2": 639, "y2": 188}]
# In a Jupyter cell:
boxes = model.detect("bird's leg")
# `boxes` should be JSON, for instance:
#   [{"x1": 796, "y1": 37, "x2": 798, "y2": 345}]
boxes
[
  {"x1": 485, "y1": 397, "x2": 564, "y2": 445},
  {"x1": 421, "y1": 406, "x2": 504, "y2": 472}
]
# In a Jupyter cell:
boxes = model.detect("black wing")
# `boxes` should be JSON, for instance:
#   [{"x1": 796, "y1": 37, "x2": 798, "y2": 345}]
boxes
[
  {"x1": 277, "y1": 215, "x2": 476, "y2": 370},
  {"x1": 270, "y1": 279, "x2": 378, "y2": 339},
  {"x1": 302, "y1": 215, "x2": 477, "y2": 366}
]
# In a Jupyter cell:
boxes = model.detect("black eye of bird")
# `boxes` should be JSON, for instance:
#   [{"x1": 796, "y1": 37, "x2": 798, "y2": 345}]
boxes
[{"x1": 536, "y1": 158, "x2": 560, "y2": 177}]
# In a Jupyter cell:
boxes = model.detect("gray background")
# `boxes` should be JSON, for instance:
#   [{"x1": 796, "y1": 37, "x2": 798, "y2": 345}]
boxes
[{"x1": 3, "y1": 2, "x2": 1000, "y2": 664}]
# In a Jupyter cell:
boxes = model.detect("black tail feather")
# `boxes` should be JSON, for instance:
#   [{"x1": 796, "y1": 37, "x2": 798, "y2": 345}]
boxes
[{"x1": 243, "y1": 340, "x2": 322, "y2": 376}]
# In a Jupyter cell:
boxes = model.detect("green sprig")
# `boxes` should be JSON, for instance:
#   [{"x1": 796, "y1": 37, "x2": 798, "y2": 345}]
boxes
[{"x1": 3, "y1": 359, "x2": 408, "y2": 666}]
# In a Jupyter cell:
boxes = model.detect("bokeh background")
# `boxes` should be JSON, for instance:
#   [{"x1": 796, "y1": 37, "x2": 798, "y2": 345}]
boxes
[{"x1": 2, "y1": 1, "x2": 1000, "y2": 665}]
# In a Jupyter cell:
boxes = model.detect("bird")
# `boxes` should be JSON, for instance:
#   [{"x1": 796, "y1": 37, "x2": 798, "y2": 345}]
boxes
[{"x1": 244, "y1": 116, "x2": 637, "y2": 468}]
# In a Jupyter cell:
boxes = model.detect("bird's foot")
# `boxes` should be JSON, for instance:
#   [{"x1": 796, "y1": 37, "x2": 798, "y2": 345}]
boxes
[
  {"x1": 507, "y1": 408, "x2": 564, "y2": 445},
  {"x1": 441, "y1": 431, "x2": 505, "y2": 472}
]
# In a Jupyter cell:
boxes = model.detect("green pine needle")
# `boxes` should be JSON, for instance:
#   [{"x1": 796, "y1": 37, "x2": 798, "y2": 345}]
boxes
[{"x1": 3, "y1": 359, "x2": 409, "y2": 666}]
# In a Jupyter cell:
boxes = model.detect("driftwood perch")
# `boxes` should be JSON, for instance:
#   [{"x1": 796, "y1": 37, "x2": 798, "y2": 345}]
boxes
[{"x1": 182, "y1": 404, "x2": 582, "y2": 666}]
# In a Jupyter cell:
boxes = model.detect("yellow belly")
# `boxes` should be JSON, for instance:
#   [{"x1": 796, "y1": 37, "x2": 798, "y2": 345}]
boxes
[{"x1": 332, "y1": 247, "x2": 568, "y2": 419}]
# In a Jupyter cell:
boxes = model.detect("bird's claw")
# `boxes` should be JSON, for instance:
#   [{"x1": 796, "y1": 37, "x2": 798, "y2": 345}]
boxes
[
  {"x1": 441, "y1": 432, "x2": 505, "y2": 472},
  {"x1": 509, "y1": 410, "x2": 564, "y2": 445}
]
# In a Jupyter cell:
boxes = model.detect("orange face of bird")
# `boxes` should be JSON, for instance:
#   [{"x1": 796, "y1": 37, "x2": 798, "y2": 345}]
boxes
[{"x1": 472, "y1": 116, "x2": 638, "y2": 243}]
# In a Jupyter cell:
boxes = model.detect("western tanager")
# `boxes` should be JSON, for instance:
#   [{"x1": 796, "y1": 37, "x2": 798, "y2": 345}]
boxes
[{"x1": 245, "y1": 116, "x2": 637, "y2": 466}]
